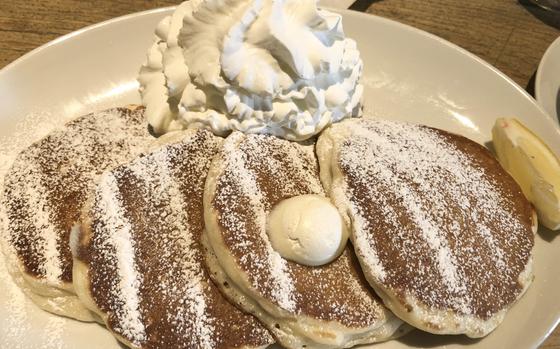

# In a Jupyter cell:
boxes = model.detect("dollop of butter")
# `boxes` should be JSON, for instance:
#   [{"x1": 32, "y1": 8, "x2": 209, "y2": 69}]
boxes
[
  {"x1": 267, "y1": 195, "x2": 348, "y2": 266},
  {"x1": 138, "y1": 0, "x2": 363, "y2": 141}
]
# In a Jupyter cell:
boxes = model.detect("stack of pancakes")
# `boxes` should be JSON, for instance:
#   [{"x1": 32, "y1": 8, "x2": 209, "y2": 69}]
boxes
[{"x1": 0, "y1": 106, "x2": 536, "y2": 349}]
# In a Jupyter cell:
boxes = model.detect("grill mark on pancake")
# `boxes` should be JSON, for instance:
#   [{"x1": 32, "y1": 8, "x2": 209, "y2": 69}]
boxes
[
  {"x1": 96, "y1": 172, "x2": 146, "y2": 344},
  {"x1": 329, "y1": 118, "x2": 534, "y2": 320}
]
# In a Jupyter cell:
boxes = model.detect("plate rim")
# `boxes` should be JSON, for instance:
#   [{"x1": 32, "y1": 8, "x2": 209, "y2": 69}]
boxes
[{"x1": 536, "y1": 35, "x2": 560, "y2": 120}]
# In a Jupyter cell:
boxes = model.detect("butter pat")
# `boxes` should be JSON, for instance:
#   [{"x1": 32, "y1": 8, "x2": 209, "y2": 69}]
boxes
[{"x1": 267, "y1": 195, "x2": 348, "y2": 266}]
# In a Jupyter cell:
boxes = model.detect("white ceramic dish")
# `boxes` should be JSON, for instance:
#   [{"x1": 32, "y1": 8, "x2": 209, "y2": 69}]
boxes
[
  {"x1": 321, "y1": 0, "x2": 355, "y2": 9},
  {"x1": 1, "y1": 7, "x2": 559, "y2": 349},
  {"x1": 536, "y1": 35, "x2": 560, "y2": 122}
]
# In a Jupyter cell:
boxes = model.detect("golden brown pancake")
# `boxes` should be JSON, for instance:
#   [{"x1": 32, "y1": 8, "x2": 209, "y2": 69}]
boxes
[
  {"x1": 1, "y1": 106, "x2": 153, "y2": 321},
  {"x1": 203, "y1": 132, "x2": 406, "y2": 349},
  {"x1": 316, "y1": 118, "x2": 536, "y2": 338},
  {"x1": 72, "y1": 129, "x2": 274, "y2": 349}
]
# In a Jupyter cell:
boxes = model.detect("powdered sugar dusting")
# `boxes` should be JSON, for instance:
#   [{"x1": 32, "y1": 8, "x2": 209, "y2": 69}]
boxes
[
  {"x1": 43, "y1": 316, "x2": 66, "y2": 349},
  {"x1": 0, "y1": 253, "x2": 29, "y2": 348},
  {"x1": 1, "y1": 107, "x2": 152, "y2": 287},
  {"x1": 351, "y1": 212, "x2": 387, "y2": 280},
  {"x1": 210, "y1": 132, "x2": 398, "y2": 333},
  {"x1": 281, "y1": 141, "x2": 324, "y2": 195},
  {"x1": 0, "y1": 106, "x2": 151, "y2": 344},
  {"x1": 349, "y1": 145, "x2": 471, "y2": 311},
  {"x1": 22, "y1": 165, "x2": 61, "y2": 284},
  {"x1": 0, "y1": 111, "x2": 82, "y2": 348},
  {"x1": 81, "y1": 130, "x2": 270, "y2": 348},
  {"x1": 126, "y1": 146, "x2": 215, "y2": 348},
  {"x1": 327, "y1": 118, "x2": 533, "y2": 319},
  {"x1": 0, "y1": 111, "x2": 70, "y2": 282},
  {"x1": 0, "y1": 112, "x2": 57, "y2": 347},
  {"x1": 218, "y1": 133, "x2": 297, "y2": 311},
  {"x1": 95, "y1": 172, "x2": 146, "y2": 344}
]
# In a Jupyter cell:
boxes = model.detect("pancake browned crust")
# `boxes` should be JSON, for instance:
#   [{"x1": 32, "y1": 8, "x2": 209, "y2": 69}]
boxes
[
  {"x1": 72, "y1": 129, "x2": 274, "y2": 349},
  {"x1": 317, "y1": 118, "x2": 537, "y2": 338},
  {"x1": 203, "y1": 132, "x2": 406, "y2": 349},
  {"x1": 0, "y1": 106, "x2": 153, "y2": 321}
]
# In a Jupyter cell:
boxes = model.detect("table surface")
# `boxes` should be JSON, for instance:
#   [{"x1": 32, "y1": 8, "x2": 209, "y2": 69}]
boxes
[{"x1": 0, "y1": 0, "x2": 559, "y2": 348}]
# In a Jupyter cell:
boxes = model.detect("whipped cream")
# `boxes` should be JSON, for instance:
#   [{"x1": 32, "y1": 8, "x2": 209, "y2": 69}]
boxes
[
  {"x1": 267, "y1": 195, "x2": 348, "y2": 266},
  {"x1": 138, "y1": 0, "x2": 363, "y2": 141}
]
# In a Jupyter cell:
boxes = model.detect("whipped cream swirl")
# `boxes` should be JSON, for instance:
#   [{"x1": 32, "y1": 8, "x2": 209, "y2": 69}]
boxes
[{"x1": 138, "y1": 0, "x2": 363, "y2": 141}]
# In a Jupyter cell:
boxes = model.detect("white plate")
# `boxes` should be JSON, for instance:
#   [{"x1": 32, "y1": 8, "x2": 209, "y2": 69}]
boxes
[
  {"x1": 536, "y1": 35, "x2": 560, "y2": 122},
  {"x1": 1, "y1": 7, "x2": 559, "y2": 349},
  {"x1": 320, "y1": 0, "x2": 355, "y2": 9}
]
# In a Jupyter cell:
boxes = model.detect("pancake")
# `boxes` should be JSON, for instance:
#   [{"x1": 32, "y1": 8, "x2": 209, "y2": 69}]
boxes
[
  {"x1": 0, "y1": 106, "x2": 153, "y2": 321},
  {"x1": 72, "y1": 129, "x2": 274, "y2": 349},
  {"x1": 203, "y1": 132, "x2": 406, "y2": 349},
  {"x1": 316, "y1": 118, "x2": 537, "y2": 338}
]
